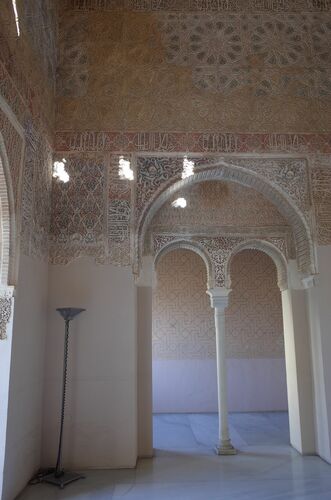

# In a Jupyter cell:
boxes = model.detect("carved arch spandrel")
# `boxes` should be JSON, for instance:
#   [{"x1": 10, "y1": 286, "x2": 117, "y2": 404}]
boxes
[{"x1": 136, "y1": 160, "x2": 316, "y2": 278}]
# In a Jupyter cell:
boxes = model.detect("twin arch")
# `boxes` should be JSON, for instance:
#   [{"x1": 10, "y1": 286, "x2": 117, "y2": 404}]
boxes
[{"x1": 154, "y1": 238, "x2": 289, "y2": 292}]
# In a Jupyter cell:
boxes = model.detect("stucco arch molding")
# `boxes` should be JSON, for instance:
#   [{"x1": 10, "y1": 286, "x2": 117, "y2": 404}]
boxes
[
  {"x1": 0, "y1": 133, "x2": 18, "y2": 339},
  {"x1": 136, "y1": 158, "x2": 315, "y2": 278}
]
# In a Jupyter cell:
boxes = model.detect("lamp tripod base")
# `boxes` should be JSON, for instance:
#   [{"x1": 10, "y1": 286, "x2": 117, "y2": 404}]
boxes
[{"x1": 43, "y1": 471, "x2": 85, "y2": 489}]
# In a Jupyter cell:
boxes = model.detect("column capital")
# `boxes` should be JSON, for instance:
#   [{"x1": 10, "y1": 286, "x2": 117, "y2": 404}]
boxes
[
  {"x1": 206, "y1": 287, "x2": 231, "y2": 310},
  {"x1": 287, "y1": 260, "x2": 318, "y2": 291}
]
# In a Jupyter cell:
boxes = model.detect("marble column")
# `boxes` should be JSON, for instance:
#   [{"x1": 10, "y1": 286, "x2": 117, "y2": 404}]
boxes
[{"x1": 207, "y1": 287, "x2": 236, "y2": 455}]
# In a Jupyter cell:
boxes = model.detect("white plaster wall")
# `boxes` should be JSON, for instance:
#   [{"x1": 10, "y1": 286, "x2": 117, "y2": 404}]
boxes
[
  {"x1": 307, "y1": 245, "x2": 331, "y2": 463},
  {"x1": 281, "y1": 286, "x2": 315, "y2": 455},
  {"x1": 0, "y1": 306, "x2": 13, "y2": 500},
  {"x1": 2, "y1": 256, "x2": 48, "y2": 500},
  {"x1": 42, "y1": 257, "x2": 137, "y2": 470},
  {"x1": 137, "y1": 286, "x2": 153, "y2": 458},
  {"x1": 153, "y1": 359, "x2": 288, "y2": 413}
]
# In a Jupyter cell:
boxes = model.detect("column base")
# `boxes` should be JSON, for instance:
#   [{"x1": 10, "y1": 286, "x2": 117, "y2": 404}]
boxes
[{"x1": 215, "y1": 440, "x2": 237, "y2": 456}]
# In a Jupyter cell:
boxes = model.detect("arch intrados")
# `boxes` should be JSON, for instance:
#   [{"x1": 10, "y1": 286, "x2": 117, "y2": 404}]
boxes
[
  {"x1": 154, "y1": 239, "x2": 214, "y2": 289},
  {"x1": 226, "y1": 239, "x2": 288, "y2": 291},
  {"x1": 138, "y1": 162, "x2": 315, "y2": 276},
  {"x1": 0, "y1": 133, "x2": 16, "y2": 287}
]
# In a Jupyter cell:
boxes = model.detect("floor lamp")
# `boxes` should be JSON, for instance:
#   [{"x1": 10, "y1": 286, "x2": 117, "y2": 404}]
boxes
[{"x1": 44, "y1": 307, "x2": 86, "y2": 489}]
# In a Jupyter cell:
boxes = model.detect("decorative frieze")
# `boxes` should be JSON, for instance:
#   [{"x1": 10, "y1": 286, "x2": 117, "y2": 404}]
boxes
[
  {"x1": 55, "y1": 131, "x2": 331, "y2": 154},
  {"x1": 62, "y1": 0, "x2": 331, "y2": 11}
]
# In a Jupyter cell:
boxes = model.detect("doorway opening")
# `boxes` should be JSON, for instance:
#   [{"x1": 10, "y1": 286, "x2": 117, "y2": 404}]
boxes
[
  {"x1": 226, "y1": 249, "x2": 290, "y2": 449},
  {"x1": 153, "y1": 248, "x2": 216, "y2": 454},
  {"x1": 151, "y1": 246, "x2": 289, "y2": 455}
]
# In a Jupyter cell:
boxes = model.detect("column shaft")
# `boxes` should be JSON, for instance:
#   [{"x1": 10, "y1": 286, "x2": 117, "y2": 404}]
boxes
[{"x1": 215, "y1": 307, "x2": 232, "y2": 451}]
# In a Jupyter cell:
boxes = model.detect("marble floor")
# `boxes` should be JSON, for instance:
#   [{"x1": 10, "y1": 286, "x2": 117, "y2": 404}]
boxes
[{"x1": 17, "y1": 412, "x2": 331, "y2": 499}]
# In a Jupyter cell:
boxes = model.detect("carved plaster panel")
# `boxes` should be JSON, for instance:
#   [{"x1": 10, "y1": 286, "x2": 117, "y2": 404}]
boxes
[
  {"x1": 0, "y1": 62, "x2": 28, "y2": 124},
  {"x1": 153, "y1": 248, "x2": 285, "y2": 360},
  {"x1": 21, "y1": 120, "x2": 53, "y2": 260},
  {"x1": 50, "y1": 155, "x2": 107, "y2": 264},
  {"x1": 48, "y1": 150, "x2": 317, "y2": 271},
  {"x1": 0, "y1": 1, "x2": 56, "y2": 132},
  {"x1": 107, "y1": 154, "x2": 132, "y2": 266},
  {"x1": 0, "y1": 288, "x2": 13, "y2": 340},
  {"x1": 23, "y1": 0, "x2": 58, "y2": 87},
  {"x1": 157, "y1": 12, "x2": 331, "y2": 98},
  {"x1": 49, "y1": 154, "x2": 133, "y2": 266},
  {"x1": 225, "y1": 249, "x2": 284, "y2": 358},
  {"x1": 311, "y1": 156, "x2": 331, "y2": 244},
  {"x1": 224, "y1": 157, "x2": 310, "y2": 217},
  {"x1": 0, "y1": 110, "x2": 24, "y2": 210},
  {"x1": 55, "y1": 131, "x2": 331, "y2": 154},
  {"x1": 57, "y1": 12, "x2": 89, "y2": 98},
  {"x1": 55, "y1": 6, "x2": 331, "y2": 132}
]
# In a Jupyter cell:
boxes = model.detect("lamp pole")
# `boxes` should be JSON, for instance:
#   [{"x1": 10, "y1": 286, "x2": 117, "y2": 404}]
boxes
[{"x1": 44, "y1": 307, "x2": 86, "y2": 489}]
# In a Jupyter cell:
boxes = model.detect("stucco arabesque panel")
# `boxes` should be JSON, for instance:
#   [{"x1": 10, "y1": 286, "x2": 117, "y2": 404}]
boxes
[
  {"x1": 0, "y1": 110, "x2": 24, "y2": 211},
  {"x1": 49, "y1": 153, "x2": 133, "y2": 266},
  {"x1": 153, "y1": 248, "x2": 285, "y2": 361},
  {"x1": 49, "y1": 154, "x2": 107, "y2": 264},
  {"x1": 0, "y1": 32, "x2": 56, "y2": 264},
  {"x1": 0, "y1": 287, "x2": 14, "y2": 340},
  {"x1": 136, "y1": 157, "x2": 310, "y2": 222},
  {"x1": 310, "y1": 155, "x2": 331, "y2": 245},
  {"x1": 21, "y1": 120, "x2": 53, "y2": 260},
  {"x1": 157, "y1": 11, "x2": 331, "y2": 98}
]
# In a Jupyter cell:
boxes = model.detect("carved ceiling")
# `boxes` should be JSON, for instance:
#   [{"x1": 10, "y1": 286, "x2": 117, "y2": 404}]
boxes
[{"x1": 56, "y1": 2, "x2": 331, "y2": 132}]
